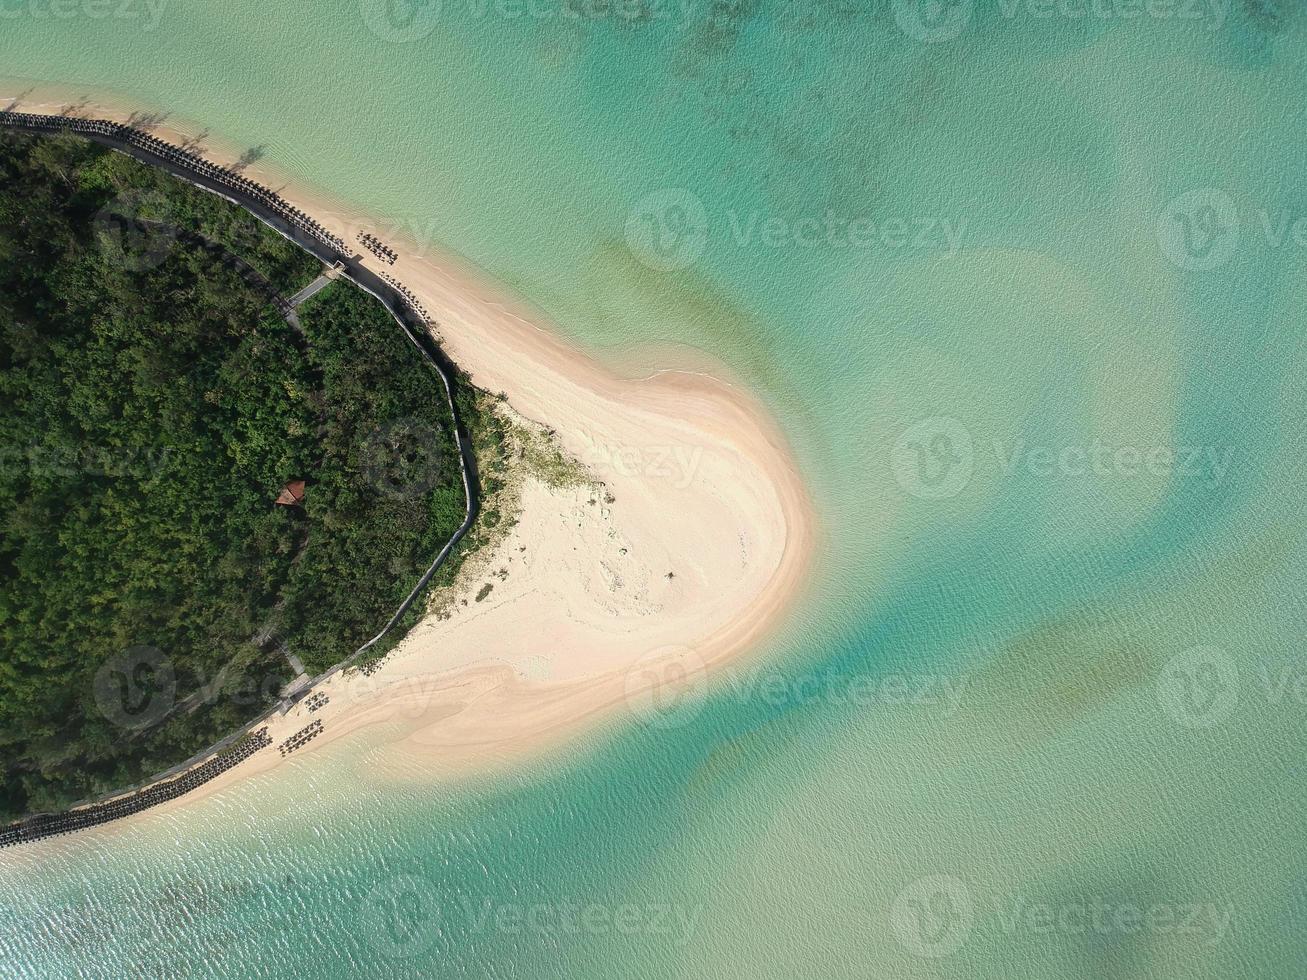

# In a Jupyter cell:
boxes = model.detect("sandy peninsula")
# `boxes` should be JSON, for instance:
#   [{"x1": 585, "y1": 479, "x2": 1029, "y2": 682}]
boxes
[{"x1": 0, "y1": 90, "x2": 817, "y2": 823}]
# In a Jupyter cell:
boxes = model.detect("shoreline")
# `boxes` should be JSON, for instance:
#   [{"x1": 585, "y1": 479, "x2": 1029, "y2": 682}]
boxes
[{"x1": 0, "y1": 88, "x2": 819, "y2": 844}]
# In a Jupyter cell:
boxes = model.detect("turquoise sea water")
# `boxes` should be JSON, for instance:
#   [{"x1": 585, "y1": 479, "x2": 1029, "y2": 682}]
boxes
[{"x1": 2, "y1": 3, "x2": 1306, "y2": 977}]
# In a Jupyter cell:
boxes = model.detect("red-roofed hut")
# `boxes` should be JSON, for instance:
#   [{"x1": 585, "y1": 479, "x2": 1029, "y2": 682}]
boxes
[{"x1": 274, "y1": 480, "x2": 306, "y2": 506}]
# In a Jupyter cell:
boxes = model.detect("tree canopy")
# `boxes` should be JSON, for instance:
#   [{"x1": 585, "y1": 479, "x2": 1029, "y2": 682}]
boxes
[{"x1": 0, "y1": 130, "x2": 478, "y2": 822}]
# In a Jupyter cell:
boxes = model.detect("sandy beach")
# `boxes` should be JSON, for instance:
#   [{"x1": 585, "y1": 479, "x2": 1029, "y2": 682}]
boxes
[{"x1": 0, "y1": 89, "x2": 817, "y2": 829}]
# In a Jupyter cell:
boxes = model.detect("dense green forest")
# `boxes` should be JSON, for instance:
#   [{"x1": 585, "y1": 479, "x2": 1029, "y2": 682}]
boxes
[{"x1": 0, "y1": 130, "x2": 479, "y2": 821}]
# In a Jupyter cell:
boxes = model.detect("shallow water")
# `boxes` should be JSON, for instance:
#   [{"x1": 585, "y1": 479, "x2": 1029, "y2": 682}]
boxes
[{"x1": 2, "y1": 3, "x2": 1306, "y2": 977}]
